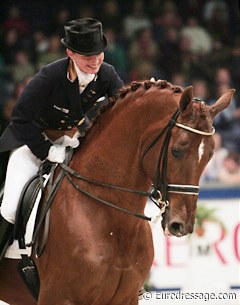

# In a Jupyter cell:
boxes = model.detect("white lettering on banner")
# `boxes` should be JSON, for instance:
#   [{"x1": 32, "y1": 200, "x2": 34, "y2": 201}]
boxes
[{"x1": 145, "y1": 198, "x2": 240, "y2": 292}]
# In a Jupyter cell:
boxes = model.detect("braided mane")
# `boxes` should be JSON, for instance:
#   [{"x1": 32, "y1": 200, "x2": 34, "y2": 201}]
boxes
[
  {"x1": 108, "y1": 79, "x2": 183, "y2": 108},
  {"x1": 86, "y1": 80, "x2": 183, "y2": 136}
]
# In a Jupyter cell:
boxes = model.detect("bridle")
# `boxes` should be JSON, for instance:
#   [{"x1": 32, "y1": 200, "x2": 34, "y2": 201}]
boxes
[{"x1": 59, "y1": 105, "x2": 215, "y2": 223}]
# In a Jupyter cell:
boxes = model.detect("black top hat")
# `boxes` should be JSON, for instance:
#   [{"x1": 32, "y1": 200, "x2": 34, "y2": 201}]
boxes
[{"x1": 61, "y1": 18, "x2": 108, "y2": 56}]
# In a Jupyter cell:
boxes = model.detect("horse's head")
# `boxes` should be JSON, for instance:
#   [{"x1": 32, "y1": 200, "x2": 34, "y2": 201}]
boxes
[{"x1": 141, "y1": 85, "x2": 235, "y2": 237}]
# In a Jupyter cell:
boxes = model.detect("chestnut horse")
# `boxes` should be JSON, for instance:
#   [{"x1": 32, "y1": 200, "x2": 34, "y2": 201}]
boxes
[{"x1": 0, "y1": 80, "x2": 234, "y2": 305}]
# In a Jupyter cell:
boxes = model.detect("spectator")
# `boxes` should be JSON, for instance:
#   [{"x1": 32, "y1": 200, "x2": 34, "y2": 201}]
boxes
[
  {"x1": 77, "y1": 5, "x2": 95, "y2": 19},
  {"x1": 152, "y1": 2, "x2": 182, "y2": 45},
  {"x1": 50, "y1": 9, "x2": 71, "y2": 37},
  {"x1": 2, "y1": 6, "x2": 30, "y2": 38},
  {"x1": 200, "y1": 132, "x2": 228, "y2": 183},
  {"x1": 37, "y1": 35, "x2": 65, "y2": 69},
  {"x1": 129, "y1": 27, "x2": 158, "y2": 71},
  {"x1": 204, "y1": 39, "x2": 230, "y2": 79},
  {"x1": 100, "y1": 0, "x2": 123, "y2": 36},
  {"x1": 1, "y1": 28, "x2": 22, "y2": 66},
  {"x1": 230, "y1": 37, "x2": 240, "y2": 87},
  {"x1": 11, "y1": 50, "x2": 35, "y2": 84},
  {"x1": 178, "y1": 0, "x2": 204, "y2": 21},
  {"x1": 214, "y1": 67, "x2": 232, "y2": 86},
  {"x1": 14, "y1": 76, "x2": 33, "y2": 98},
  {"x1": 160, "y1": 27, "x2": 181, "y2": 79},
  {"x1": 104, "y1": 28, "x2": 128, "y2": 82},
  {"x1": 202, "y1": 0, "x2": 229, "y2": 24},
  {"x1": 210, "y1": 83, "x2": 240, "y2": 153},
  {"x1": 123, "y1": 0, "x2": 152, "y2": 40},
  {"x1": 178, "y1": 34, "x2": 193, "y2": 78},
  {"x1": 0, "y1": 76, "x2": 32, "y2": 136},
  {"x1": 203, "y1": 4, "x2": 230, "y2": 43},
  {"x1": 171, "y1": 72, "x2": 187, "y2": 88},
  {"x1": 218, "y1": 152, "x2": 240, "y2": 185},
  {"x1": 129, "y1": 60, "x2": 160, "y2": 81},
  {"x1": 181, "y1": 17, "x2": 213, "y2": 55},
  {"x1": 192, "y1": 79, "x2": 210, "y2": 102},
  {"x1": 29, "y1": 30, "x2": 49, "y2": 64}
]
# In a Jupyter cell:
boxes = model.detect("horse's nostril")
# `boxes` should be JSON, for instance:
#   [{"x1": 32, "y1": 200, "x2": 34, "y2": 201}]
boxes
[{"x1": 169, "y1": 222, "x2": 185, "y2": 236}]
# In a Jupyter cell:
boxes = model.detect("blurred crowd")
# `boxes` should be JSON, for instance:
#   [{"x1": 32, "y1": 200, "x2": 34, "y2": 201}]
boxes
[{"x1": 0, "y1": 0, "x2": 239, "y2": 185}]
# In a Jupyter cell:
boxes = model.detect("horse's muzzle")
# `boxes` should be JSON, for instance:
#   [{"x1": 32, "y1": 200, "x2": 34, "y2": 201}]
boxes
[{"x1": 161, "y1": 211, "x2": 194, "y2": 237}]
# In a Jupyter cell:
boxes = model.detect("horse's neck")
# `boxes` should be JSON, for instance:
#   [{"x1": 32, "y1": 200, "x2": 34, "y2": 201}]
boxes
[
  {"x1": 73, "y1": 90, "x2": 177, "y2": 207},
  {"x1": 77, "y1": 106, "x2": 149, "y2": 188}
]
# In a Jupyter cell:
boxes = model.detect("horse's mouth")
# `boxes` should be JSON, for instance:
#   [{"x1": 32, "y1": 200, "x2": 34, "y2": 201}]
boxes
[{"x1": 164, "y1": 226, "x2": 185, "y2": 237}]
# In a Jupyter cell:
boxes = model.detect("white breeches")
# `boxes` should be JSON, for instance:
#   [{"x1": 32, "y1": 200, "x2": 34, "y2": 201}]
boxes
[{"x1": 1, "y1": 145, "x2": 42, "y2": 224}]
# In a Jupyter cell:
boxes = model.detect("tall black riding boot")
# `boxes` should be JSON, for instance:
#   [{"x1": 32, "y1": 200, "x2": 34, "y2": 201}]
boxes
[{"x1": 0, "y1": 214, "x2": 14, "y2": 261}]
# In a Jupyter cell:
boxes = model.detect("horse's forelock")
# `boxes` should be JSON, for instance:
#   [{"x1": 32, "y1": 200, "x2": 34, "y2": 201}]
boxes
[
  {"x1": 199, "y1": 101, "x2": 208, "y2": 117},
  {"x1": 192, "y1": 101, "x2": 210, "y2": 119},
  {"x1": 190, "y1": 101, "x2": 212, "y2": 131}
]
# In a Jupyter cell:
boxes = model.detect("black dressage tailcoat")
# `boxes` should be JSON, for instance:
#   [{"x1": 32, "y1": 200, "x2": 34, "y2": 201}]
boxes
[{"x1": 0, "y1": 58, "x2": 123, "y2": 160}]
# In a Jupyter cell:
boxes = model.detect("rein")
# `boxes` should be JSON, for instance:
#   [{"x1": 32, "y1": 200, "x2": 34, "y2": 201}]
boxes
[{"x1": 58, "y1": 107, "x2": 215, "y2": 223}]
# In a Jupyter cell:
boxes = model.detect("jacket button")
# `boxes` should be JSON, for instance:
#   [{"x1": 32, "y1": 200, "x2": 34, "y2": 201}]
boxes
[
  {"x1": 60, "y1": 120, "x2": 65, "y2": 123},
  {"x1": 67, "y1": 126, "x2": 72, "y2": 129}
]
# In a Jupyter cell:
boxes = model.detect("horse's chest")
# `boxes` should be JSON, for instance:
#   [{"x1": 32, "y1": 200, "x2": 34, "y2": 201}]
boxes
[{"x1": 81, "y1": 231, "x2": 153, "y2": 282}]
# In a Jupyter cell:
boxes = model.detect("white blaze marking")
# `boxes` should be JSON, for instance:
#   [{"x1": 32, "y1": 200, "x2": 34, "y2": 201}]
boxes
[{"x1": 198, "y1": 140, "x2": 205, "y2": 163}]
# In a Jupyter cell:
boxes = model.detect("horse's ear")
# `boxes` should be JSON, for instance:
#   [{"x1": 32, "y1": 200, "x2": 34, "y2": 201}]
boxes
[
  {"x1": 179, "y1": 86, "x2": 194, "y2": 112},
  {"x1": 209, "y1": 89, "x2": 235, "y2": 118}
]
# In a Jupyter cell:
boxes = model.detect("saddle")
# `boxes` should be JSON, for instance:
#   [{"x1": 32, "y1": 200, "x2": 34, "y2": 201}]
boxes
[{"x1": 0, "y1": 151, "x2": 71, "y2": 300}]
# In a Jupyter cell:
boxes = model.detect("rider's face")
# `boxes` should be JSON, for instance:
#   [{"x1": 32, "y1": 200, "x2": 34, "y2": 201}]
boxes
[{"x1": 67, "y1": 49, "x2": 104, "y2": 74}]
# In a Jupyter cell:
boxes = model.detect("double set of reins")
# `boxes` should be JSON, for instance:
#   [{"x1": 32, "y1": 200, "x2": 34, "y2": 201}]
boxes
[{"x1": 59, "y1": 106, "x2": 215, "y2": 223}]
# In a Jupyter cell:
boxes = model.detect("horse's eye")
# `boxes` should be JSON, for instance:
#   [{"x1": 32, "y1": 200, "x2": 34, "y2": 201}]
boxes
[{"x1": 171, "y1": 147, "x2": 184, "y2": 159}]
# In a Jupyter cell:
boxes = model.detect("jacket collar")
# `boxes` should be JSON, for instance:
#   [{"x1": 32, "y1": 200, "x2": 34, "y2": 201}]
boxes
[
  {"x1": 64, "y1": 59, "x2": 108, "y2": 112},
  {"x1": 67, "y1": 59, "x2": 77, "y2": 82},
  {"x1": 67, "y1": 59, "x2": 97, "y2": 84}
]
